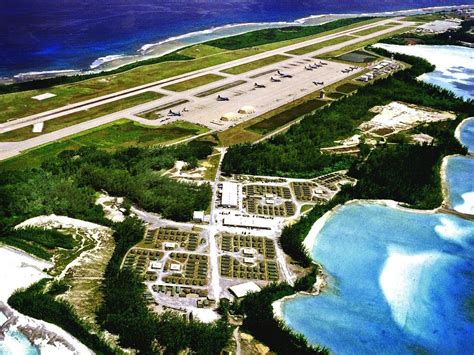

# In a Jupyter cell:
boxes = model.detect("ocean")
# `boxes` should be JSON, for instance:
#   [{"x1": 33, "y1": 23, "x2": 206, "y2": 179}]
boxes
[{"x1": 0, "y1": 0, "x2": 470, "y2": 78}]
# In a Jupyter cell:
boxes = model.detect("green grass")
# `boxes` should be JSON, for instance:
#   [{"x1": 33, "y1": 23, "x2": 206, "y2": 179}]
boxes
[
  {"x1": 222, "y1": 55, "x2": 289, "y2": 75},
  {"x1": 320, "y1": 27, "x2": 415, "y2": 58},
  {"x1": 0, "y1": 120, "x2": 208, "y2": 171},
  {"x1": 178, "y1": 44, "x2": 227, "y2": 58},
  {"x1": 327, "y1": 92, "x2": 347, "y2": 100},
  {"x1": 287, "y1": 35, "x2": 354, "y2": 56},
  {"x1": 0, "y1": 91, "x2": 164, "y2": 142},
  {"x1": 300, "y1": 204, "x2": 314, "y2": 213},
  {"x1": 337, "y1": 50, "x2": 378, "y2": 63},
  {"x1": 248, "y1": 99, "x2": 327, "y2": 135},
  {"x1": 162, "y1": 74, "x2": 225, "y2": 92},
  {"x1": 334, "y1": 83, "x2": 362, "y2": 94},
  {"x1": 351, "y1": 25, "x2": 395, "y2": 37}
]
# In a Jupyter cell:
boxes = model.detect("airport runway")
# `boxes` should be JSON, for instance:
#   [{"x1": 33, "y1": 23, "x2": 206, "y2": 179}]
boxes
[{"x1": 0, "y1": 18, "x2": 412, "y2": 161}]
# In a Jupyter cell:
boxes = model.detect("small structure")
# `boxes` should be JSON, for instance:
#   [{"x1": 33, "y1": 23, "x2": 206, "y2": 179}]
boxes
[
  {"x1": 164, "y1": 242, "x2": 177, "y2": 250},
  {"x1": 32, "y1": 122, "x2": 44, "y2": 133},
  {"x1": 238, "y1": 106, "x2": 256, "y2": 115},
  {"x1": 229, "y1": 281, "x2": 261, "y2": 298},
  {"x1": 32, "y1": 93, "x2": 56, "y2": 101},
  {"x1": 243, "y1": 257, "x2": 255, "y2": 264},
  {"x1": 221, "y1": 182, "x2": 239, "y2": 208},
  {"x1": 150, "y1": 261, "x2": 163, "y2": 270},
  {"x1": 243, "y1": 248, "x2": 256, "y2": 256},
  {"x1": 170, "y1": 263, "x2": 181, "y2": 272},
  {"x1": 220, "y1": 112, "x2": 241, "y2": 121},
  {"x1": 193, "y1": 211, "x2": 205, "y2": 222},
  {"x1": 223, "y1": 216, "x2": 273, "y2": 230}
]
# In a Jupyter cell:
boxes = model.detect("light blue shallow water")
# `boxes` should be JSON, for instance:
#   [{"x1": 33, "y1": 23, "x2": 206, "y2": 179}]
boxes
[
  {"x1": 0, "y1": 329, "x2": 39, "y2": 355},
  {"x1": 445, "y1": 156, "x2": 474, "y2": 215},
  {"x1": 460, "y1": 118, "x2": 474, "y2": 154},
  {"x1": 282, "y1": 203, "x2": 474, "y2": 354},
  {"x1": 374, "y1": 44, "x2": 474, "y2": 100}
]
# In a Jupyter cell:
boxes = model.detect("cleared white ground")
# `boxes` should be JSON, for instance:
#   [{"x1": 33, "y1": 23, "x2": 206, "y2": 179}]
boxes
[
  {"x1": 360, "y1": 101, "x2": 456, "y2": 135},
  {"x1": 0, "y1": 247, "x2": 92, "y2": 354}
]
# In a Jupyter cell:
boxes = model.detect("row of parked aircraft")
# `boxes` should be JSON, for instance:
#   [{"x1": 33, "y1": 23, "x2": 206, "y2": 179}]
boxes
[
  {"x1": 305, "y1": 61, "x2": 328, "y2": 71},
  {"x1": 341, "y1": 66, "x2": 359, "y2": 74}
]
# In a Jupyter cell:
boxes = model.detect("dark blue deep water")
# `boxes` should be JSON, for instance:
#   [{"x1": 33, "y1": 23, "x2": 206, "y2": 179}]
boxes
[{"x1": 0, "y1": 0, "x2": 470, "y2": 77}]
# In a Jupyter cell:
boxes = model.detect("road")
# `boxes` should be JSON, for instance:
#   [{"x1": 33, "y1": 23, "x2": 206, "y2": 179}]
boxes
[{"x1": 0, "y1": 18, "x2": 413, "y2": 160}]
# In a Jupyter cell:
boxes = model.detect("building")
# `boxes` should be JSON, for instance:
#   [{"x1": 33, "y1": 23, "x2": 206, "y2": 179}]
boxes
[
  {"x1": 223, "y1": 216, "x2": 273, "y2": 230},
  {"x1": 170, "y1": 263, "x2": 181, "y2": 272},
  {"x1": 150, "y1": 261, "x2": 163, "y2": 270},
  {"x1": 243, "y1": 248, "x2": 256, "y2": 256},
  {"x1": 164, "y1": 242, "x2": 177, "y2": 250},
  {"x1": 193, "y1": 211, "x2": 205, "y2": 222},
  {"x1": 221, "y1": 182, "x2": 239, "y2": 208},
  {"x1": 243, "y1": 257, "x2": 255, "y2": 264},
  {"x1": 229, "y1": 281, "x2": 261, "y2": 298}
]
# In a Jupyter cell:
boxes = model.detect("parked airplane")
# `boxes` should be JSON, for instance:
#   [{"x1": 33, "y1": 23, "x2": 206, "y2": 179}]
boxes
[
  {"x1": 313, "y1": 81, "x2": 324, "y2": 86},
  {"x1": 270, "y1": 76, "x2": 281, "y2": 82},
  {"x1": 168, "y1": 110, "x2": 182, "y2": 117},
  {"x1": 277, "y1": 70, "x2": 293, "y2": 78},
  {"x1": 305, "y1": 66, "x2": 313, "y2": 71},
  {"x1": 254, "y1": 83, "x2": 266, "y2": 88},
  {"x1": 217, "y1": 95, "x2": 230, "y2": 101}
]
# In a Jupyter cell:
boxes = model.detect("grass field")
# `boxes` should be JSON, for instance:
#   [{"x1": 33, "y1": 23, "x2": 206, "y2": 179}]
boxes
[
  {"x1": 286, "y1": 35, "x2": 355, "y2": 56},
  {"x1": 0, "y1": 18, "x2": 385, "y2": 123},
  {"x1": 162, "y1": 74, "x2": 225, "y2": 92},
  {"x1": 326, "y1": 92, "x2": 347, "y2": 100},
  {"x1": 178, "y1": 44, "x2": 228, "y2": 58},
  {"x1": 0, "y1": 120, "x2": 207, "y2": 171},
  {"x1": 222, "y1": 55, "x2": 289, "y2": 75},
  {"x1": 351, "y1": 25, "x2": 395, "y2": 37},
  {"x1": 0, "y1": 91, "x2": 163, "y2": 142},
  {"x1": 334, "y1": 83, "x2": 362, "y2": 94},
  {"x1": 248, "y1": 99, "x2": 327, "y2": 135},
  {"x1": 337, "y1": 50, "x2": 378, "y2": 63},
  {"x1": 201, "y1": 153, "x2": 222, "y2": 181},
  {"x1": 320, "y1": 27, "x2": 415, "y2": 58}
]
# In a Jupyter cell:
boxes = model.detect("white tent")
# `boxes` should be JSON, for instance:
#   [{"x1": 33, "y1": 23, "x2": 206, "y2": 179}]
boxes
[
  {"x1": 220, "y1": 112, "x2": 241, "y2": 121},
  {"x1": 238, "y1": 106, "x2": 255, "y2": 114}
]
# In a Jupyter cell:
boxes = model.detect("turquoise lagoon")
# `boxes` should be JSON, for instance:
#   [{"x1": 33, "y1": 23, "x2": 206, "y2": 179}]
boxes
[
  {"x1": 282, "y1": 77, "x2": 474, "y2": 352},
  {"x1": 459, "y1": 118, "x2": 474, "y2": 154},
  {"x1": 282, "y1": 203, "x2": 474, "y2": 354}
]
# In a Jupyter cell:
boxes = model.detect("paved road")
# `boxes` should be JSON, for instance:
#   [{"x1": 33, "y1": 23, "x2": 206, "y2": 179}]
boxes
[{"x1": 0, "y1": 18, "x2": 413, "y2": 160}]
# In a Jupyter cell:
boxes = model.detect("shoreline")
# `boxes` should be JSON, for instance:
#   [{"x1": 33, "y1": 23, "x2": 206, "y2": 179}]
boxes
[{"x1": 2, "y1": 4, "x2": 471, "y2": 84}]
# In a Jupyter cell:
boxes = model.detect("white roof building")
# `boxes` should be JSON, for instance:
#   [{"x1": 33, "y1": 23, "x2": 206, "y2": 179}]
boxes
[
  {"x1": 223, "y1": 216, "x2": 273, "y2": 230},
  {"x1": 164, "y1": 242, "x2": 177, "y2": 250},
  {"x1": 193, "y1": 211, "x2": 205, "y2": 222},
  {"x1": 221, "y1": 182, "x2": 239, "y2": 208},
  {"x1": 229, "y1": 281, "x2": 261, "y2": 298},
  {"x1": 170, "y1": 263, "x2": 181, "y2": 272},
  {"x1": 416, "y1": 20, "x2": 462, "y2": 34},
  {"x1": 243, "y1": 248, "x2": 256, "y2": 256},
  {"x1": 150, "y1": 262, "x2": 163, "y2": 270}
]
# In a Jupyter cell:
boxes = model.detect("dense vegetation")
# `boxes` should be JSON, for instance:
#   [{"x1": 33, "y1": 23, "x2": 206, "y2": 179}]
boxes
[
  {"x1": 8, "y1": 280, "x2": 114, "y2": 354},
  {"x1": 232, "y1": 280, "x2": 327, "y2": 355},
  {"x1": 382, "y1": 19, "x2": 474, "y2": 46},
  {"x1": 222, "y1": 51, "x2": 473, "y2": 178},
  {"x1": 207, "y1": 17, "x2": 374, "y2": 50},
  {"x1": 97, "y1": 217, "x2": 232, "y2": 354}
]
